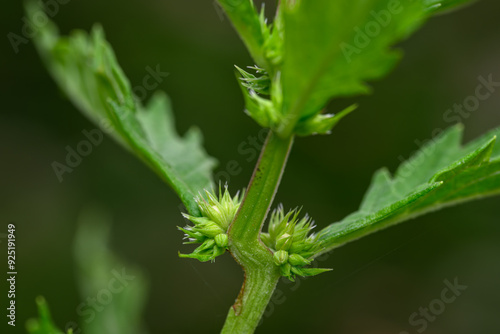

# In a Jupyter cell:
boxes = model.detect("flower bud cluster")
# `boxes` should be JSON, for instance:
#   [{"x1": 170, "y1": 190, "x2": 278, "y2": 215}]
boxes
[
  {"x1": 260, "y1": 206, "x2": 331, "y2": 281},
  {"x1": 236, "y1": 65, "x2": 282, "y2": 131},
  {"x1": 178, "y1": 186, "x2": 241, "y2": 262}
]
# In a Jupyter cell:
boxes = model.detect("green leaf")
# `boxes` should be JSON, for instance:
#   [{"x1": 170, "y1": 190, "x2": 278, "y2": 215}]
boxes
[
  {"x1": 216, "y1": 0, "x2": 269, "y2": 69},
  {"x1": 279, "y1": 0, "x2": 475, "y2": 135},
  {"x1": 73, "y1": 206, "x2": 149, "y2": 334},
  {"x1": 317, "y1": 125, "x2": 500, "y2": 255},
  {"x1": 27, "y1": 2, "x2": 217, "y2": 215},
  {"x1": 26, "y1": 297, "x2": 68, "y2": 334}
]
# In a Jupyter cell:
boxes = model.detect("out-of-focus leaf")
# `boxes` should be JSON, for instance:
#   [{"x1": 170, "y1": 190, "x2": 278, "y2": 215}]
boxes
[
  {"x1": 73, "y1": 207, "x2": 148, "y2": 334},
  {"x1": 317, "y1": 125, "x2": 500, "y2": 255},
  {"x1": 26, "y1": 297, "x2": 68, "y2": 334},
  {"x1": 27, "y1": 2, "x2": 217, "y2": 215}
]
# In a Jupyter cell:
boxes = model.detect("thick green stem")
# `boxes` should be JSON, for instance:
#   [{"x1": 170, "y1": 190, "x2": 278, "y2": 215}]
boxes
[
  {"x1": 221, "y1": 265, "x2": 281, "y2": 334},
  {"x1": 222, "y1": 131, "x2": 294, "y2": 333},
  {"x1": 230, "y1": 131, "x2": 294, "y2": 241}
]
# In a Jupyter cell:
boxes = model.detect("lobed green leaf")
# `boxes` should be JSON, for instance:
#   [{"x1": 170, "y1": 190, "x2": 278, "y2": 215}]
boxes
[
  {"x1": 279, "y1": 0, "x2": 476, "y2": 135},
  {"x1": 317, "y1": 125, "x2": 500, "y2": 255},
  {"x1": 28, "y1": 2, "x2": 217, "y2": 215}
]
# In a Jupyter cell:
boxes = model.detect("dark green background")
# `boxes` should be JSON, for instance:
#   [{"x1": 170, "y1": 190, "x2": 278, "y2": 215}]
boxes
[{"x1": 1, "y1": 0, "x2": 499, "y2": 333}]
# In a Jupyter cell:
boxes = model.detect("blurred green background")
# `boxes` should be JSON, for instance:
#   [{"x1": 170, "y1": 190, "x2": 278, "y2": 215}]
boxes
[{"x1": 1, "y1": 0, "x2": 500, "y2": 333}]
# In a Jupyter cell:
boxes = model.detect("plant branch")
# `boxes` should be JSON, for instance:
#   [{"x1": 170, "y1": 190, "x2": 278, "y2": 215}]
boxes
[{"x1": 222, "y1": 131, "x2": 294, "y2": 333}]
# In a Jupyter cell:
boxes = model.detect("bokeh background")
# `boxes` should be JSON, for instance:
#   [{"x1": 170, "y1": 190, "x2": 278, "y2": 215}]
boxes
[{"x1": 1, "y1": 0, "x2": 500, "y2": 333}]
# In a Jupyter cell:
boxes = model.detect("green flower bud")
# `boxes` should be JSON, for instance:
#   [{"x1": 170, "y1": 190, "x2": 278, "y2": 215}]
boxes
[
  {"x1": 199, "y1": 238, "x2": 215, "y2": 250},
  {"x1": 196, "y1": 186, "x2": 241, "y2": 230},
  {"x1": 294, "y1": 104, "x2": 357, "y2": 137},
  {"x1": 275, "y1": 233, "x2": 293, "y2": 251},
  {"x1": 273, "y1": 250, "x2": 289, "y2": 266},
  {"x1": 214, "y1": 233, "x2": 229, "y2": 248},
  {"x1": 213, "y1": 245, "x2": 225, "y2": 258},
  {"x1": 263, "y1": 206, "x2": 331, "y2": 281},
  {"x1": 235, "y1": 65, "x2": 271, "y2": 95},
  {"x1": 182, "y1": 215, "x2": 212, "y2": 228},
  {"x1": 177, "y1": 226, "x2": 206, "y2": 244},
  {"x1": 288, "y1": 253, "x2": 311, "y2": 267},
  {"x1": 199, "y1": 221, "x2": 225, "y2": 238},
  {"x1": 280, "y1": 263, "x2": 291, "y2": 278}
]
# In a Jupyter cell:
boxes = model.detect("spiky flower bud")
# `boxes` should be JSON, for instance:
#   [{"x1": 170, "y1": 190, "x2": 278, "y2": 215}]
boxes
[
  {"x1": 275, "y1": 233, "x2": 293, "y2": 251},
  {"x1": 178, "y1": 185, "x2": 241, "y2": 262},
  {"x1": 236, "y1": 65, "x2": 283, "y2": 130},
  {"x1": 196, "y1": 186, "x2": 241, "y2": 231},
  {"x1": 287, "y1": 253, "x2": 310, "y2": 267},
  {"x1": 273, "y1": 250, "x2": 289, "y2": 266},
  {"x1": 200, "y1": 221, "x2": 225, "y2": 239},
  {"x1": 260, "y1": 205, "x2": 331, "y2": 281},
  {"x1": 235, "y1": 65, "x2": 271, "y2": 95},
  {"x1": 214, "y1": 233, "x2": 229, "y2": 248},
  {"x1": 280, "y1": 262, "x2": 292, "y2": 278}
]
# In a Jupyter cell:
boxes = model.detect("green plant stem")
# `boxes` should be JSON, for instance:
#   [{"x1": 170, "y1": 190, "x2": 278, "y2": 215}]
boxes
[
  {"x1": 221, "y1": 266, "x2": 281, "y2": 334},
  {"x1": 222, "y1": 131, "x2": 294, "y2": 333},
  {"x1": 230, "y1": 131, "x2": 294, "y2": 241}
]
